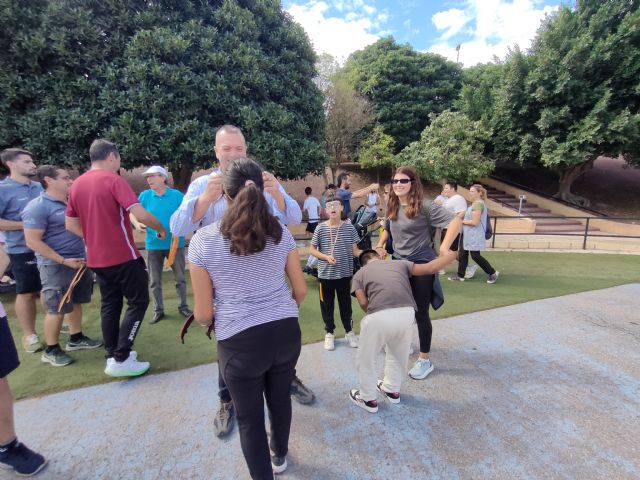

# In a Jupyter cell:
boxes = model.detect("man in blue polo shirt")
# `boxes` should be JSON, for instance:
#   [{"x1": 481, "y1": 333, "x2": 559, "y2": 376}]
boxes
[
  {"x1": 131, "y1": 166, "x2": 191, "y2": 324},
  {"x1": 0, "y1": 148, "x2": 44, "y2": 353},
  {"x1": 23, "y1": 166, "x2": 102, "y2": 367}
]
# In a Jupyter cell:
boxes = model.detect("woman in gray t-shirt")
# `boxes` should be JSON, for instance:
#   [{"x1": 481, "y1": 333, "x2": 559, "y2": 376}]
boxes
[{"x1": 374, "y1": 166, "x2": 461, "y2": 381}]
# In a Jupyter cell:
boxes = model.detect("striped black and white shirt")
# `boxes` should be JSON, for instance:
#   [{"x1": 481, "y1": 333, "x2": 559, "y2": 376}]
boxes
[
  {"x1": 311, "y1": 221, "x2": 359, "y2": 280},
  {"x1": 187, "y1": 222, "x2": 299, "y2": 341}
]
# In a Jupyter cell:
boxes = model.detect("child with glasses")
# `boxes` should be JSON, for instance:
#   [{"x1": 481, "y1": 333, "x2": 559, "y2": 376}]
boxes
[{"x1": 309, "y1": 194, "x2": 363, "y2": 351}]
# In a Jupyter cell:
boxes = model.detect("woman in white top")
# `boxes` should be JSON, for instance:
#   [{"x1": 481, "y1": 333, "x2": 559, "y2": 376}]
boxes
[
  {"x1": 449, "y1": 184, "x2": 499, "y2": 284},
  {"x1": 189, "y1": 158, "x2": 307, "y2": 479}
]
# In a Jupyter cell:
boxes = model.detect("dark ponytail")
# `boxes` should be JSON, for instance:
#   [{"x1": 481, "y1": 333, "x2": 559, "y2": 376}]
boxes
[{"x1": 220, "y1": 158, "x2": 283, "y2": 255}]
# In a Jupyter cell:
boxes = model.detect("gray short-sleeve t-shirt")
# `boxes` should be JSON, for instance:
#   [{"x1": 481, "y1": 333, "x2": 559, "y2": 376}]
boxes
[
  {"x1": 351, "y1": 259, "x2": 417, "y2": 315},
  {"x1": 385, "y1": 202, "x2": 455, "y2": 262}
]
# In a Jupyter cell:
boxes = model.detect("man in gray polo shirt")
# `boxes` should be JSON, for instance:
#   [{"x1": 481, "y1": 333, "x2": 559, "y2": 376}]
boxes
[
  {"x1": 0, "y1": 148, "x2": 43, "y2": 353},
  {"x1": 23, "y1": 166, "x2": 102, "y2": 367}
]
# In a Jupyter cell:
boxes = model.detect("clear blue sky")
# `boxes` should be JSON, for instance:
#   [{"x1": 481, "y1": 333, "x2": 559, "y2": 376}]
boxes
[{"x1": 283, "y1": 0, "x2": 567, "y2": 65}]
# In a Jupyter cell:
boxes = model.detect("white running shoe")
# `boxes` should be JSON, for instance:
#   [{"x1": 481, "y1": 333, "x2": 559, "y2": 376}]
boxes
[
  {"x1": 464, "y1": 264, "x2": 479, "y2": 279},
  {"x1": 345, "y1": 331, "x2": 358, "y2": 348},
  {"x1": 408, "y1": 358, "x2": 434, "y2": 380},
  {"x1": 324, "y1": 333, "x2": 335, "y2": 351},
  {"x1": 105, "y1": 355, "x2": 150, "y2": 377}
]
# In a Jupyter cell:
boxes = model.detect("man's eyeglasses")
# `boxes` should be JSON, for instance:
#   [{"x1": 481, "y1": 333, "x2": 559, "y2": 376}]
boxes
[
  {"x1": 391, "y1": 178, "x2": 413, "y2": 184},
  {"x1": 325, "y1": 201, "x2": 342, "y2": 208}
]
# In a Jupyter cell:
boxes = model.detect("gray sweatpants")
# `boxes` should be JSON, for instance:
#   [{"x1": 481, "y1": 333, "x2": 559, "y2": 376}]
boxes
[{"x1": 147, "y1": 248, "x2": 188, "y2": 314}]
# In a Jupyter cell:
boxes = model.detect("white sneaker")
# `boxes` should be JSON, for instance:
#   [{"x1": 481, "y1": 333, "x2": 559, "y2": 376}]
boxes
[
  {"x1": 438, "y1": 269, "x2": 446, "y2": 275},
  {"x1": 105, "y1": 355, "x2": 150, "y2": 377},
  {"x1": 464, "y1": 264, "x2": 478, "y2": 279},
  {"x1": 324, "y1": 333, "x2": 335, "y2": 351},
  {"x1": 23, "y1": 334, "x2": 43, "y2": 353},
  {"x1": 345, "y1": 331, "x2": 358, "y2": 348},
  {"x1": 408, "y1": 358, "x2": 434, "y2": 380}
]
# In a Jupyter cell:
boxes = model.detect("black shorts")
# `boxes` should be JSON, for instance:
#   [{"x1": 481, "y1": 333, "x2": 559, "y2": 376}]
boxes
[
  {"x1": 440, "y1": 230, "x2": 460, "y2": 252},
  {"x1": 306, "y1": 222, "x2": 318, "y2": 234},
  {"x1": 0, "y1": 315, "x2": 20, "y2": 378},
  {"x1": 8, "y1": 252, "x2": 41, "y2": 294}
]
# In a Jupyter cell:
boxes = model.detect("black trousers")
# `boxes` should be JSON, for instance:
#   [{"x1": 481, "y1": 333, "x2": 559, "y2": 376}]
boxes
[
  {"x1": 457, "y1": 249, "x2": 496, "y2": 277},
  {"x1": 409, "y1": 262, "x2": 435, "y2": 354},
  {"x1": 218, "y1": 317, "x2": 301, "y2": 480},
  {"x1": 92, "y1": 257, "x2": 149, "y2": 362},
  {"x1": 318, "y1": 276, "x2": 353, "y2": 334}
]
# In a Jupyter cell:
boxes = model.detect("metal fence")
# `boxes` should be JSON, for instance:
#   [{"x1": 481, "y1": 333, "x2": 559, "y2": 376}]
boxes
[{"x1": 489, "y1": 215, "x2": 640, "y2": 250}]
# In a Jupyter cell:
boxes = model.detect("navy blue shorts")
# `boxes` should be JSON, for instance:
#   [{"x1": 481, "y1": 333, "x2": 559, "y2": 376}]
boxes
[
  {"x1": 8, "y1": 252, "x2": 41, "y2": 294},
  {"x1": 0, "y1": 316, "x2": 20, "y2": 378}
]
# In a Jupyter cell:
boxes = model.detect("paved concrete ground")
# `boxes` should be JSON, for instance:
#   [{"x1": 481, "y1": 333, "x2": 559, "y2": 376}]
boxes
[{"x1": 10, "y1": 284, "x2": 640, "y2": 480}]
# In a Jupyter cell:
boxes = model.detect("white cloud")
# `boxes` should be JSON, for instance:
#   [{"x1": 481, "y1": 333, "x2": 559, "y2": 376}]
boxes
[
  {"x1": 285, "y1": 1, "x2": 385, "y2": 63},
  {"x1": 429, "y1": 0, "x2": 560, "y2": 66},
  {"x1": 431, "y1": 8, "x2": 469, "y2": 40}
]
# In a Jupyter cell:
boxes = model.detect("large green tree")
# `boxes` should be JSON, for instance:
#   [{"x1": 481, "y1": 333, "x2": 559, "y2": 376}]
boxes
[
  {"x1": 490, "y1": 1, "x2": 640, "y2": 205},
  {"x1": 342, "y1": 37, "x2": 462, "y2": 151},
  {"x1": 396, "y1": 111, "x2": 494, "y2": 185},
  {"x1": 0, "y1": 0, "x2": 327, "y2": 188}
]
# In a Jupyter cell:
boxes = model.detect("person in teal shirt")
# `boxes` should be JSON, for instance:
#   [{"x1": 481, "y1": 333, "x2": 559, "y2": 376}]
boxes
[{"x1": 132, "y1": 166, "x2": 191, "y2": 323}]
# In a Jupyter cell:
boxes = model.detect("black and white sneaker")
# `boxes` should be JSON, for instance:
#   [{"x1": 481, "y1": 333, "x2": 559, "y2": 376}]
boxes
[
  {"x1": 349, "y1": 389, "x2": 378, "y2": 413},
  {"x1": 376, "y1": 380, "x2": 400, "y2": 404}
]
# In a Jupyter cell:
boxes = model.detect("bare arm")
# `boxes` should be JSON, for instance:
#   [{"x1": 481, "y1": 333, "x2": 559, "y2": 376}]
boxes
[
  {"x1": 189, "y1": 264, "x2": 214, "y2": 326},
  {"x1": 129, "y1": 213, "x2": 146, "y2": 232},
  {"x1": 440, "y1": 217, "x2": 462, "y2": 254},
  {"x1": 374, "y1": 229, "x2": 389, "y2": 258},
  {"x1": 354, "y1": 289, "x2": 368, "y2": 312},
  {"x1": 0, "y1": 219, "x2": 23, "y2": 231},
  {"x1": 352, "y1": 243, "x2": 363, "y2": 258},
  {"x1": 129, "y1": 205, "x2": 166, "y2": 238},
  {"x1": 25, "y1": 229, "x2": 84, "y2": 269},
  {"x1": 285, "y1": 248, "x2": 307, "y2": 305},
  {"x1": 350, "y1": 183, "x2": 379, "y2": 199},
  {"x1": 462, "y1": 209, "x2": 482, "y2": 226},
  {"x1": 412, "y1": 251, "x2": 457, "y2": 276},
  {"x1": 65, "y1": 216, "x2": 84, "y2": 238}
]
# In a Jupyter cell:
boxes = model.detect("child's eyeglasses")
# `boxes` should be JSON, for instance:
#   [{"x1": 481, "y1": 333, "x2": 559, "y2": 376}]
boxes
[{"x1": 391, "y1": 178, "x2": 412, "y2": 184}]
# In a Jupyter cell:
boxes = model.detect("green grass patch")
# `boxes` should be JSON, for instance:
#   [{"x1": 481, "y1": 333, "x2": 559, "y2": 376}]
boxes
[{"x1": 3, "y1": 251, "x2": 638, "y2": 400}]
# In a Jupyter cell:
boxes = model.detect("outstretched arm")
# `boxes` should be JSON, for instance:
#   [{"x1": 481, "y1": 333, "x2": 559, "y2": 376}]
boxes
[{"x1": 411, "y1": 251, "x2": 457, "y2": 276}]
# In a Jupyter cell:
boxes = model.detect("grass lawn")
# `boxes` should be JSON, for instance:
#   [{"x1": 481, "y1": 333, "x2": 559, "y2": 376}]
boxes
[{"x1": 3, "y1": 251, "x2": 639, "y2": 400}]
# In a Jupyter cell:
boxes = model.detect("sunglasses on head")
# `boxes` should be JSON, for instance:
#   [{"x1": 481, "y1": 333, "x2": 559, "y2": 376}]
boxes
[{"x1": 391, "y1": 178, "x2": 412, "y2": 184}]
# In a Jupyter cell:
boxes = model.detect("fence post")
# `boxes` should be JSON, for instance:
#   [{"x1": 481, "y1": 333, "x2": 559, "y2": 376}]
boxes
[
  {"x1": 582, "y1": 217, "x2": 590, "y2": 250},
  {"x1": 491, "y1": 216, "x2": 497, "y2": 248}
]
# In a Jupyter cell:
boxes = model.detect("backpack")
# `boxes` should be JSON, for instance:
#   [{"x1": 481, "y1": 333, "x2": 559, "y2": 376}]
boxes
[{"x1": 482, "y1": 211, "x2": 493, "y2": 240}]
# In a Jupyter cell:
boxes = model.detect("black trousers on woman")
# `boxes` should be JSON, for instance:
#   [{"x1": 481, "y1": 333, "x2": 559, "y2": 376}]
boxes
[
  {"x1": 408, "y1": 261, "x2": 435, "y2": 354},
  {"x1": 218, "y1": 317, "x2": 301, "y2": 480},
  {"x1": 457, "y1": 249, "x2": 496, "y2": 277}
]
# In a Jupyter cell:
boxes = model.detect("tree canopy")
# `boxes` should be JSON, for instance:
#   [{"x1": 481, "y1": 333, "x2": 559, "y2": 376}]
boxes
[
  {"x1": 397, "y1": 111, "x2": 494, "y2": 185},
  {"x1": 0, "y1": 0, "x2": 327, "y2": 187},
  {"x1": 342, "y1": 37, "x2": 462, "y2": 152},
  {"x1": 474, "y1": 0, "x2": 640, "y2": 205}
]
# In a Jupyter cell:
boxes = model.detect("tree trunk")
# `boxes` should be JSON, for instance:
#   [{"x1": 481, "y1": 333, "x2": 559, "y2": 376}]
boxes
[
  {"x1": 170, "y1": 165, "x2": 193, "y2": 193},
  {"x1": 554, "y1": 158, "x2": 595, "y2": 207}
]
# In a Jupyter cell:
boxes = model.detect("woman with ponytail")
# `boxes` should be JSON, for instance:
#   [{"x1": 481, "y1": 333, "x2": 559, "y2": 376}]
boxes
[
  {"x1": 448, "y1": 184, "x2": 499, "y2": 284},
  {"x1": 188, "y1": 158, "x2": 307, "y2": 479}
]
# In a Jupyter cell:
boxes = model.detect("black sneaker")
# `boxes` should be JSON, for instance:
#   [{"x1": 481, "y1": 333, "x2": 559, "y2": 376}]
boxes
[
  {"x1": 271, "y1": 454, "x2": 287, "y2": 474},
  {"x1": 290, "y1": 376, "x2": 315, "y2": 405},
  {"x1": 0, "y1": 441, "x2": 47, "y2": 476}
]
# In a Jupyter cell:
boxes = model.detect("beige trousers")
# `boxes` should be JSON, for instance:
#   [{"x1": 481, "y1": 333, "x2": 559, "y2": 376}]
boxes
[{"x1": 356, "y1": 306, "x2": 415, "y2": 401}]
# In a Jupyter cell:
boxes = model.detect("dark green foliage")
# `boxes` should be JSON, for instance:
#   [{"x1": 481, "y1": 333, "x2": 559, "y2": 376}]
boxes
[
  {"x1": 479, "y1": 1, "x2": 640, "y2": 204},
  {"x1": 0, "y1": 0, "x2": 326, "y2": 184},
  {"x1": 342, "y1": 37, "x2": 462, "y2": 152}
]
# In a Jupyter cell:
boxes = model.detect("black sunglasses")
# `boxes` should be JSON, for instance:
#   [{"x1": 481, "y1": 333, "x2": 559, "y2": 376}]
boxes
[{"x1": 391, "y1": 178, "x2": 413, "y2": 184}]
